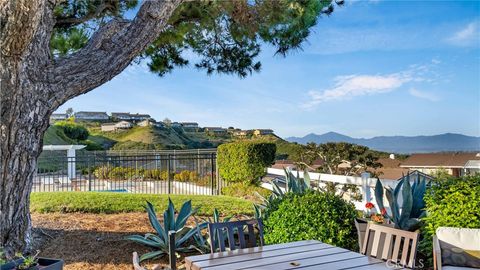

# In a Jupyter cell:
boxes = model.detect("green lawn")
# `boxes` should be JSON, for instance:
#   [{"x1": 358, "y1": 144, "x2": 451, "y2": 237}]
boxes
[{"x1": 30, "y1": 192, "x2": 254, "y2": 216}]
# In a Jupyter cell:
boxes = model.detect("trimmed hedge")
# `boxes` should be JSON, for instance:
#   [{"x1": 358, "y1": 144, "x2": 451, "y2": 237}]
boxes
[
  {"x1": 263, "y1": 191, "x2": 358, "y2": 251},
  {"x1": 217, "y1": 141, "x2": 276, "y2": 184},
  {"x1": 419, "y1": 175, "x2": 480, "y2": 266}
]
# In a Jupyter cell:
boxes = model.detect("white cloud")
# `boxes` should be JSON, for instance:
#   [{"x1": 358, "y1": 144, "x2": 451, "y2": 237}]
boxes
[
  {"x1": 307, "y1": 74, "x2": 405, "y2": 103},
  {"x1": 408, "y1": 88, "x2": 440, "y2": 102},
  {"x1": 304, "y1": 62, "x2": 439, "y2": 108},
  {"x1": 447, "y1": 21, "x2": 480, "y2": 47}
]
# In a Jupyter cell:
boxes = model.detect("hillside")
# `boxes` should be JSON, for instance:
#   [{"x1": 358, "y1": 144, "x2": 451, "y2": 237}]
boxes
[
  {"x1": 43, "y1": 123, "x2": 234, "y2": 150},
  {"x1": 42, "y1": 122, "x2": 306, "y2": 160},
  {"x1": 286, "y1": 132, "x2": 480, "y2": 153}
]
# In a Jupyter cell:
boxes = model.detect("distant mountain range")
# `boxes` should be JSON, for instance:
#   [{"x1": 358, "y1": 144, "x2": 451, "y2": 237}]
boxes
[{"x1": 285, "y1": 132, "x2": 480, "y2": 154}]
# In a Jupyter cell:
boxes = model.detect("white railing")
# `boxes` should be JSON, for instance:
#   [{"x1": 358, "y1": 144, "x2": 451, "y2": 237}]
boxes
[{"x1": 265, "y1": 168, "x2": 400, "y2": 212}]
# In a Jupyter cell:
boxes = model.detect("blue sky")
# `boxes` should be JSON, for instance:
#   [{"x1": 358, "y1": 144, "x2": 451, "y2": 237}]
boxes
[{"x1": 58, "y1": 1, "x2": 480, "y2": 138}]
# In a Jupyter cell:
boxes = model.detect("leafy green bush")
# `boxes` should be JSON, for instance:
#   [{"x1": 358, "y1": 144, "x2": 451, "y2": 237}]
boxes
[
  {"x1": 264, "y1": 191, "x2": 358, "y2": 251},
  {"x1": 54, "y1": 120, "x2": 89, "y2": 140},
  {"x1": 217, "y1": 141, "x2": 276, "y2": 184},
  {"x1": 222, "y1": 182, "x2": 271, "y2": 200},
  {"x1": 419, "y1": 175, "x2": 480, "y2": 266}
]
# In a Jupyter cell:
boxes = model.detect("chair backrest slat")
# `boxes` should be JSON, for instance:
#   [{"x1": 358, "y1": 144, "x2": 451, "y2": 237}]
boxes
[
  {"x1": 361, "y1": 223, "x2": 419, "y2": 269},
  {"x1": 370, "y1": 229, "x2": 381, "y2": 257},
  {"x1": 237, "y1": 227, "x2": 246, "y2": 249},
  {"x1": 208, "y1": 219, "x2": 263, "y2": 253},
  {"x1": 227, "y1": 227, "x2": 236, "y2": 250},
  {"x1": 382, "y1": 233, "x2": 392, "y2": 260},
  {"x1": 400, "y1": 237, "x2": 410, "y2": 267},
  {"x1": 247, "y1": 224, "x2": 256, "y2": 247},
  {"x1": 392, "y1": 235, "x2": 401, "y2": 262}
]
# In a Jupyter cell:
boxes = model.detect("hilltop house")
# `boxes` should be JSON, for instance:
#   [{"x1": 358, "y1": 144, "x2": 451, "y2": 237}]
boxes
[
  {"x1": 129, "y1": 113, "x2": 150, "y2": 122},
  {"x1": 400, "y1": 152, "x2": 480, "y2": 177},
  {"x1": 49, "y1": 113, "x2": 68, "y2": 123},
  {"x1": 205, "y1": 127, "x2": 227, "y2": 135},
  {"x1": 101, "y1": 121, "x2": 133, "y2": 132},
  {"x1": 253, "y1": 129, "x2": 274, "y2": 136},
  {"x1": 180, "y1": 122, "x2": 199, "y2": 131},
  {"x1": 171, "y1": 122, "x2": 182, "y2": 128},
  {"x1": 138, "y1": 119, "x2": 164, "y2": 128},
  {"x1": 74, "y1": 111, "x2": 109, "y2": 121},
  {"x1": 233, "y1": 130, "x2": 252, "y2": 137},
  {"x1": 111, "y1": 112, "x2": 132, "y2": 121}
]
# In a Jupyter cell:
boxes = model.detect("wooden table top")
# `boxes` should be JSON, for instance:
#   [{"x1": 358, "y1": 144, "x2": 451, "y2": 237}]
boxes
[{"x1": 185, "y1": 240, "x2": 404, "y2": 270}]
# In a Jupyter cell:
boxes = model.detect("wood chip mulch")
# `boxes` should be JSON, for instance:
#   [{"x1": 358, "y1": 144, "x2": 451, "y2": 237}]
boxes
[{"x1": 32, "y1": 213, "x2": 188, "y2": 270}]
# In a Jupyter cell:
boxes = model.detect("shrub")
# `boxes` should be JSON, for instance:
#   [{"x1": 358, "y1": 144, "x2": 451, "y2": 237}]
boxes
[
  {"x1": 217, "y1": 141, "x2": 276, "y2": 184},
  {"x1": 54, "y1": 120, "x2": 89, "y2": 140},
  {"x1": 419, "y1": 175, "x2": 480, "y2": 267},
  {"x1": 174, "y1": 170, "x2": 191, "y2": 181},
  {"x1": 94, "y1": 165, "x2": 111, "y2": 179},
  {"x1": 222, "y1": 182, "x2": 272, "y2": 201},
  {"x1": 143, "y1": 169, "x2": 164, "y2": 180},
  {"x1": 109, "y1": 167, "x2": 139, "y2": 179},
  {"x1": 264, "y1": 191, "x2": 358, "y2": 251}
]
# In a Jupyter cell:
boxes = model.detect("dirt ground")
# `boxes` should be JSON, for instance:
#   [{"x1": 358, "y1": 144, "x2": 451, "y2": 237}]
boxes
[{"x1": 31, "y1": 213, "x2": 197, "y2": 270}]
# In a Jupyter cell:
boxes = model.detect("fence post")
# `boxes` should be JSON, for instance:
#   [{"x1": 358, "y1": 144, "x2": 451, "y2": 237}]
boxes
[
  {"x1": 215, "y1": 153, "x2": 220, "y2": 195},
  {"x1": 361, "y1": 172, "x2": 371, "y2": 211},
  {"x1": 167, "y1": 154, "x2": 172, "y2": 194},
  {"x1": 88, "y1": 155, "x2": 92, "y2": 191},
  {"x1": 210, "y1": 153, "x2": 215, "y2": 195}
]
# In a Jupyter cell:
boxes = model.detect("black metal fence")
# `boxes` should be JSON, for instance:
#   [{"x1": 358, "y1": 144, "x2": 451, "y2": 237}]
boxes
[{"x1": 34, "y1": 149, "x2": 227, "y2": 195}]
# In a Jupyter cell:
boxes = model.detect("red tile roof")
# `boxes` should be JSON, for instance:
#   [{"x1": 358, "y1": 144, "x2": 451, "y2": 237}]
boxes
[{"x1": 400, "y1": 152, "x2": 480, "y2": 168}]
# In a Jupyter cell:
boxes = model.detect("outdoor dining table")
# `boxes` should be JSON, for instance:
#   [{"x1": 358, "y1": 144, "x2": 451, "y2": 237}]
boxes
[{"x1": 185, "y1": 240, "x2": 405, "y2": 270}]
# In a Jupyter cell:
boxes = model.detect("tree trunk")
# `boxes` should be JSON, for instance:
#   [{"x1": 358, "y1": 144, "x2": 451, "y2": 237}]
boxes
[
  {"x1": 0, "y1": 0, "x2": 182, "y2": 257},
  {"x1": 0, "y1": 64, "x2": 53, "y2": 257}
]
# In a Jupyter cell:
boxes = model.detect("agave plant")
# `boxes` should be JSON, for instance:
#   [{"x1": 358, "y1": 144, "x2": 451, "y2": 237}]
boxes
[
  {"x1": 193, "y1": 208, "x2": 234, "y2": 253},
  {"x1": 254, "y1": 168, "x2": 311, "y2": 218},
  {"x1": 374, "y1": 173, "x2": 427, "y2": 231},
  {"x1": 126, "y1": 199, "x2": 205, "y2": 262}
]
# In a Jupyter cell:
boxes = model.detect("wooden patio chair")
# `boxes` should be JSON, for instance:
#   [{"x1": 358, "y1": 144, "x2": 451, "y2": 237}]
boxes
[
  {"x1": 133, "y1": 231, "x2": 177, "y2": 270},
  {"x1": 208, "y1": 219, "x2": 264, "y2": 253},
  {"x1": 361, "y1": 223, "x2": 420, "y2": 269}
]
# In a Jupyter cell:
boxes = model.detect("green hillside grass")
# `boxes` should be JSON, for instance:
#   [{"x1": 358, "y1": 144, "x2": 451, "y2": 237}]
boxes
[{"x1": 43, "y1": 125, "x2": 76, "y2": 145}]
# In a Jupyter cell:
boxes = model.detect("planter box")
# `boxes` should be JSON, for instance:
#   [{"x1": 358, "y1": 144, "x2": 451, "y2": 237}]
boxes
[
  {"x1": 354, "y1": 218, "x2": 368, "y2": 252},
  {"x1": 1, "y1": 258, "x2": 63, "y2": 270}
]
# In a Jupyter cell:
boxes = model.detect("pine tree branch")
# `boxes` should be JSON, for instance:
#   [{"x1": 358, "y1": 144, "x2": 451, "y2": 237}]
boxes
[{"x1": 47, "y1": 0, "x2": 183, "y2": 107}]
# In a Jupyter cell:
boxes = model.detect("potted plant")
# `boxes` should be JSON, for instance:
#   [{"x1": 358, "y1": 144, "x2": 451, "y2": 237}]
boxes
[
  {"x1": 355, "y1": 202, "x2": 390, "y2": 251},
  {"x1": 374, "y1": 174, "x2": 427, "y2": 231},
  {"x1": 0, "y1": 249, "x2": 64, "y2": 270}
]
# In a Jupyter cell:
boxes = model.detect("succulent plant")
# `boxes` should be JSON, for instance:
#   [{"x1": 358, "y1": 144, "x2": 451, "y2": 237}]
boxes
[
  {"x1": 127, "y1": 199, "x2": 205, "y2": 262},
  {"x1": 254, "y1": 168, "x2": 311, "y2": 218},
  {"x1": 374, "y1": 174, "x2": 427, "y2": 231}
]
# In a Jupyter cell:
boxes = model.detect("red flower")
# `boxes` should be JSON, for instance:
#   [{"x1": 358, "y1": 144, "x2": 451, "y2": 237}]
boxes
[
  {"x1": 365, "y1": 202, "x2": 375, "y2": 209},
  {"x1": 381, "y1": 208, "x2": 387, "y2": 216}
]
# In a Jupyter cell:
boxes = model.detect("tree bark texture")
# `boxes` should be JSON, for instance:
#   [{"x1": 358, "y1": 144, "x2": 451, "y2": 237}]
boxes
[{"x1": 0, "y1": 0, "x2": 183, "y2": 257}]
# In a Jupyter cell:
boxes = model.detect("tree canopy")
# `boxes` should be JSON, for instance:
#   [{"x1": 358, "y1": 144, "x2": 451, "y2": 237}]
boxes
[{"x1": 51, "y1": 0, "x2": 343, "y2": 77}]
